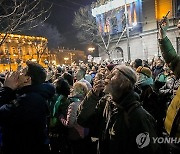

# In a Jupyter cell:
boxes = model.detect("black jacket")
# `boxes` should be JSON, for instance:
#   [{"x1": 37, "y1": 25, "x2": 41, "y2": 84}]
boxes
[
  {"x1": 0, "y1": 83, "x2": 55, "y2": 154},
  {"x1": 77, "y1": 90, "x2": 162, "y2": 154}
]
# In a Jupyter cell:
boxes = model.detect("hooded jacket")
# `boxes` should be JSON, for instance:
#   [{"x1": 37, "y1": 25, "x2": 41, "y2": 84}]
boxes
[{"x1": 0, "y1": 83, "x2": 55, "y2": 154}]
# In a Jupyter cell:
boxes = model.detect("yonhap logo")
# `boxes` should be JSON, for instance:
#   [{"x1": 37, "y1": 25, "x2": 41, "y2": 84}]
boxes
[
  {"x1": 136, "y1": 132, "x2": 180, "y2": 148},
  {"x1": 136, "y1": 132, "x2": 150, "y2": 148}
]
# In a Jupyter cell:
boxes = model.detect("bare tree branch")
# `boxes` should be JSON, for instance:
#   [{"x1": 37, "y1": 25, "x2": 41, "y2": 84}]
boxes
[
  {"x1": 73, "y1": 4, "x2": 126, "y2": 59},
  {"x1": 0, "y1": 0, "x2": 52, "y2": 47}
]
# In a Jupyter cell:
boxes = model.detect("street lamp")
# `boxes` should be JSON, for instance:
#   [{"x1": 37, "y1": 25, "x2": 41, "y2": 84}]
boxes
[
  {"x1": 88, "y1": 47, "x2": 95, "y2": 53},
  {"x1": 124, "y1": 0, "x2": 131, "y2": 62}
]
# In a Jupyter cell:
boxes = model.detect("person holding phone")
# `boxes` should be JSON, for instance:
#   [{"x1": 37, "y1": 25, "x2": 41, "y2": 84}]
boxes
[
  {"x1": 0, "y1": 61, "x2": 55, "y2": 154},
  {"x1": 159, "y1": 15, "x2": 180, "y2": 153}
]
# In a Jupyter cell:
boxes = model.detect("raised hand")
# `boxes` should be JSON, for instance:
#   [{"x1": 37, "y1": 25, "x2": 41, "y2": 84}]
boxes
[
  {"x1": 159, "y1": 16, "x2": 169, "y2": 39},
  {"x1": 92, "y1": 79, "x2": 105, "y2": 97},
  {"x1": 158, "y1": 11, "x2": 170, "y2": 39},
  {"x1": 4, "y1": 71, "x2": 19, "y2": 90}
]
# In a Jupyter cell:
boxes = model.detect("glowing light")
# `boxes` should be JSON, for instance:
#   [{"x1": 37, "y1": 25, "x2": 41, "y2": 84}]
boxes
[
  {"x1": 92, "y1": 0, "x2": 137, "y2": 17},
  {"x1": 155, "y1": 0, "x2": 172, "y2": 20},
  {"x1": 64, "y1": 57, "x2": 69, "y2": 61},
  {"x1": 88, "y1": 47, "x2": 95, "y2": 51},
  {"x1": 31, "y1": 59, "x2": 37, "y2": 62}
]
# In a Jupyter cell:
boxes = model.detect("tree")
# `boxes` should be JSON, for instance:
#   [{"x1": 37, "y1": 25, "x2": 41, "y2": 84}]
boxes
[
  {"x1": 73, "y1": 2, "x2": 126, "y2": 60},
  {"x1": 23, "y1": 21, "x2": 65, "y2": 63},
  {"x1": 24, "y1": 21, "x2": 65, "y2": 49},
  {"x1": 0, "y1": 0, "x2": 52, "y2": 47}
]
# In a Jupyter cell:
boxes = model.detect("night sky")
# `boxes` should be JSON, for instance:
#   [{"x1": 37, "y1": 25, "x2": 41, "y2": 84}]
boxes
[{"x1": 44, "y1": 0, "x2": 97, "y2": 51}]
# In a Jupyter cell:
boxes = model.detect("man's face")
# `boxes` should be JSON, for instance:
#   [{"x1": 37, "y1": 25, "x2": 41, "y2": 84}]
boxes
[
  {"x1": 17, "y1": 67, "x2": 31, "y2": 88},
  {"x1": 104, "y1": 69, "x2": 124, "y2": 100},
  {"x1": 99, "y1": 68, "x2": 106, "y2": 74},
  {"x1": 156, "y1": 60, "x2": 163, "y2": 67}
]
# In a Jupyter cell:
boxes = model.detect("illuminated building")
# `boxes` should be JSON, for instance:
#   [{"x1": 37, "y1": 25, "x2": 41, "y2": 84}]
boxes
[
  {"x1": 0, "y1": 33, "x2": 54, "y2": 71},
  {"x1": 52, "y1": 48, "x2": 86, "y2": 65},
  {"x1": 91, "y1": 0, "x2": 180, "y2": 61}
]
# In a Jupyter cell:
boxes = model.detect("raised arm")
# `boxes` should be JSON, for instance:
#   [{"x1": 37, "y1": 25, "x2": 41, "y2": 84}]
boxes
[{"x1": 158, "y1": 18, "x2": 180, "y2": 78}]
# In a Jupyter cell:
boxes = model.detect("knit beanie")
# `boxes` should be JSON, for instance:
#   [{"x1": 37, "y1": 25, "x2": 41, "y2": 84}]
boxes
[
  {"x1": 136, "y1": 66, "x2": 152, "y2": 78},
  {"x1": 115, "y1": 65, "x2": 137, "y2": 85}
]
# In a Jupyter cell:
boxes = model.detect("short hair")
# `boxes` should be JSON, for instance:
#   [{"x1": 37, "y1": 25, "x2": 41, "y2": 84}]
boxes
[
  {"x1": 134, "y1": 59, "x2": 142, "y2": 69},
  {"x1": 55, "y1": 77, "x2": 70, "y2": 97},
  {"x1": 62, "y1": 72, "x2": 73, "y2": 86},
  {"x1": 73, "y1": 82, "x2": 88, "y2": 97},
  {"x1": 26, "y1": 61, "x2": 46, "y2": 85},
  {"x1": 56, "y1": 66, "x2": 63, "y2": 73}
]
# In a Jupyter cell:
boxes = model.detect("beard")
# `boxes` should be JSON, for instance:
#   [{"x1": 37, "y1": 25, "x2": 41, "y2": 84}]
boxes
[{"x1": 104, "y1": 82, "x2": 124, "y2": 101}]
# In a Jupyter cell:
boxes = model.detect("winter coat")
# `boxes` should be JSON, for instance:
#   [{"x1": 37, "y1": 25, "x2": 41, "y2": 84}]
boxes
[
  {"x1": 61, "y1": 97, "x2": 89, "y2": 140},
  {"x1": 159, "y1": 36, "x2": 180, "y2": 78},
  {"x1": 159, "y1": 76, "x2": 180, "y2": 104},
  {"x1": 77, "y1": 90, "x2": 162, "y2": 154},
  {"x1": 0, "y1": 83, "x2": 55, "y2": 154},
  {"x1": 164, "y1": 86, "x2": 180, "y2": 137},
  {"x1": 152, "y1": 66, "x2": 164, "y2": 80}
]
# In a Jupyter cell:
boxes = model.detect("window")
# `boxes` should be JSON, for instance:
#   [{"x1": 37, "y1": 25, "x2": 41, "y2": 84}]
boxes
[
  {"x1": 155, "y1": 0, "x2": 172, "y2": 20},
  {"x1": 111, "y1": 16, "x2": 118, "y2": 34}
]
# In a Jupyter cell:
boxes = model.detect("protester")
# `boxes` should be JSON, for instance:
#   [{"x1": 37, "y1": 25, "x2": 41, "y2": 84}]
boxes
[
  {"x1": 0, "y1": 61, "x2": 55, "y2": 154},
  {"x1": 49, "y1": 77, "x2": 71, "y2": 154},
  {"x1": 75, "y1": 67, "x2": 92, "y2": 90},
  {"x1": 133, "y1": 58, "x2": 143, "y2": 70},
  {"x1": 159, "y1": 17, "x2": 180, "y2": 153},
  {"x1": 61, "y1": 82, "x2": 95, "y2": 154},
  {"x1": 77, "y1": 65, "x2": 162, "y2": 154}
]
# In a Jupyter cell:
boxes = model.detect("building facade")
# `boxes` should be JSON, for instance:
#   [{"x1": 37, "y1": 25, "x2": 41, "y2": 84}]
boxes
[
  {"x1": 92, "y1": 0, "x2": 180, "y2": 61},
  {"x1": 52, "y1": 48, "x2": 86, "y2": 65},
  {"x1": 0, "y1": 33, "x2": 55, "y2": 71}
]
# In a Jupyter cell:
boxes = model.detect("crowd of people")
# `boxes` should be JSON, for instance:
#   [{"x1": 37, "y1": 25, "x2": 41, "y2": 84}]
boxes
[{"x1": 0, "y1": 18, "x2": 179, "y2": 154}]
